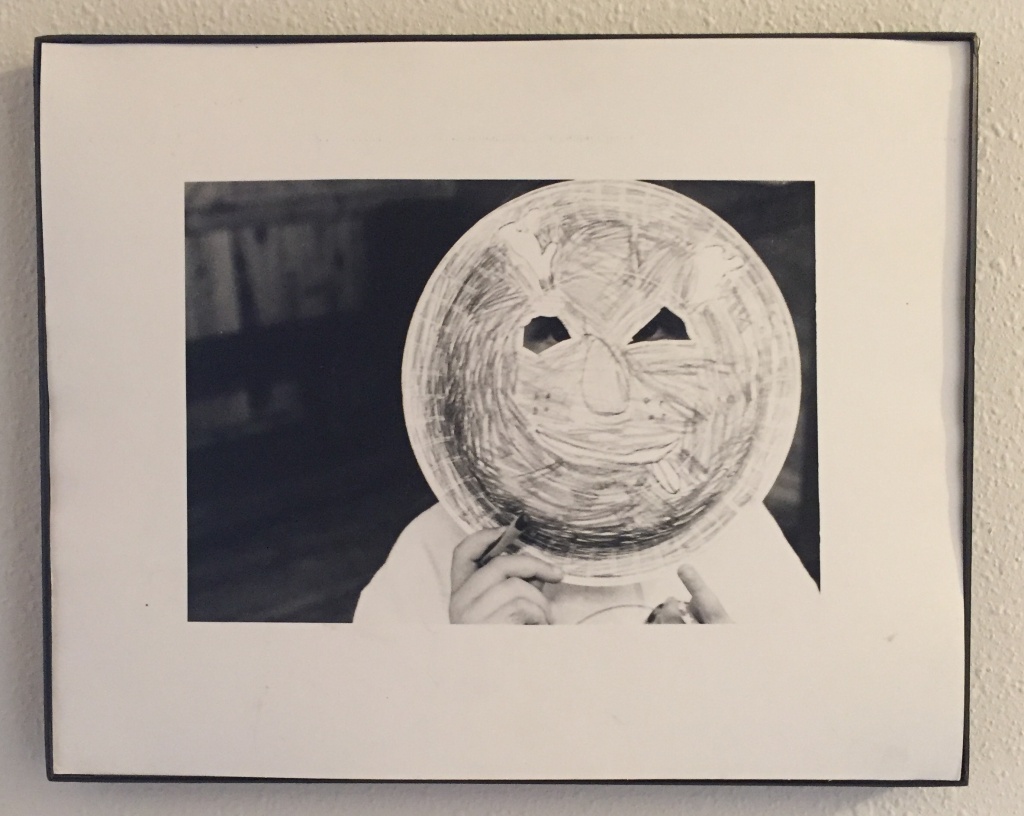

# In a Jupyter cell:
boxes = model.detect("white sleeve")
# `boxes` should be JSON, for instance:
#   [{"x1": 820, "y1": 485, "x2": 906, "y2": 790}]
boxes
[{"x1": 352, "y1": 504, "x2": 463, "y2": 625}]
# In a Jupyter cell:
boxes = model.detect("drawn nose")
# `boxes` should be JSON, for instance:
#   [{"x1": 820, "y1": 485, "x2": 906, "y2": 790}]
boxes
[{"x1": 581, "y1": 337, "x2": 630, "y2": 416}]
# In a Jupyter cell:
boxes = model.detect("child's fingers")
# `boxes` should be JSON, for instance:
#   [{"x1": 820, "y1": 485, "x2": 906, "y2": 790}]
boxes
[
  {"x1": 646, "y1": 597, "x2": 689, "y2": 624},
  {"x1": 484, "y1": 553, "x2": 564, "y2": 584},
  {"x1": 456, "y1": 577, "x2": 552, "y2": 624},
  {"x1": 483, "y1": 596, "x2": 550, "y2": 625},
  {"x1": 676, "y1": 564, "x2": 732, "y2": 624},
  {"x1": 450, "y1": 528, "x2": 504, "y2": 590},
  {"x1": 453, "y1": 528, "x2": 506, "y2": 561},
  {"x1": 456, "y1": 553, "x2": 563, "y2": 610}
]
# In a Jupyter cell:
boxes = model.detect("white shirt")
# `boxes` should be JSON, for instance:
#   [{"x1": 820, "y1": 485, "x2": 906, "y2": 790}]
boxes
[{"x1": 354, "y1": 502, "x2": 819, "y2": 625}]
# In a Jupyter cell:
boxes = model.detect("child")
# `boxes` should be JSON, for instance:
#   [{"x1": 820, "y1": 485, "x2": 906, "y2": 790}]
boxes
[{"x1": 356, "y1": 181, "x2": 818, "y2": 625}]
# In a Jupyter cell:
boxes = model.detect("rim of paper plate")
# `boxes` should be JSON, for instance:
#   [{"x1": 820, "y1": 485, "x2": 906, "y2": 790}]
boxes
[{"x1": 402, "y1": 180, "x2": 802, "y2": 586}]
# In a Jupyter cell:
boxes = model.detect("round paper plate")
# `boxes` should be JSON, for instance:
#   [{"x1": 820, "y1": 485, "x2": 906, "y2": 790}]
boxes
[{"x1": 403, "y1": 180, "x2": 801, "y2": 584}]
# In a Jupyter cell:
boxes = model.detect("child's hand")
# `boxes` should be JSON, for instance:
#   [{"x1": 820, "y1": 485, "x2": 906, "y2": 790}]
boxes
[
  {"x1": 675, "y1": 564, "x2": 732, "y2": 624},
  {"x1": 449, "y1": 529, "x2": 564, "y2": 624},
  {"x1": 648, "y1": 565, "x2": 732, "y2": 624}
]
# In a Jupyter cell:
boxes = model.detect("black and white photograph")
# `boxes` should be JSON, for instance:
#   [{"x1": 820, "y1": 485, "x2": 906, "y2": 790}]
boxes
[{"x1": 186, "y1": 179, "x2": 819, "y2": 626}]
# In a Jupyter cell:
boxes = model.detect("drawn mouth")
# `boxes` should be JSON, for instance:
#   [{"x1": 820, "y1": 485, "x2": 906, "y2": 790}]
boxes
[
  {"x1": 532, "y1": 426, "x2": 680, "y2": 466},
  {"x1": 531, "y1": 427, "x2": 697, "y2": 494}
]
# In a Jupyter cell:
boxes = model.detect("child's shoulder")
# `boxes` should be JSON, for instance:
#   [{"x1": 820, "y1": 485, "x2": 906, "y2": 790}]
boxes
[
  {"x1": 395, "y1": 502, "x2": 465, "y2": 554},
  {"x1": 354, "y1": 503, "x2": 463, "y2": 624}
]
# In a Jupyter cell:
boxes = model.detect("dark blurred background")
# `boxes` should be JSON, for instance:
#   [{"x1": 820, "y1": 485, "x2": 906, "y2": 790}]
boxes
[{"x1": 185, "y1": 179, "x2": 817, "y2": 622}]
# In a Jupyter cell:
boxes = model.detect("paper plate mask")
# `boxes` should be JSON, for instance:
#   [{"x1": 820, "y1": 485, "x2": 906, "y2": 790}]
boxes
[{"x1": 403, "y1": 181, "x2": 801, "y2": 584}]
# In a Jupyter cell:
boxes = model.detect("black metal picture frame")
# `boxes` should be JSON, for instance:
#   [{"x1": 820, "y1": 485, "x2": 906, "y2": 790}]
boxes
[{"x1": 36, "y1": 33, "x2": 975, "y2": 784}]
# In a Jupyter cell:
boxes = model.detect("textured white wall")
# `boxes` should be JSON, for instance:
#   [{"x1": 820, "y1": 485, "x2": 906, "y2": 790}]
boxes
[{"x1": 1, "y1": 1, "x2": 1019, "y2": 814}]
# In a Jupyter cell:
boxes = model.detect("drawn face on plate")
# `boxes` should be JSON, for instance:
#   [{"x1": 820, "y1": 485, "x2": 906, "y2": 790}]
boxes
[{"x1": 404, "y1": 181, "x2": 801, "y2": 584}]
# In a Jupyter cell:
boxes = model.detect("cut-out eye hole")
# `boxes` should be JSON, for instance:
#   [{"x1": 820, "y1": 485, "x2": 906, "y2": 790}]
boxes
[
  {"x1": 630, "y1": 307, "x2": 690, "y2": 343},
  {"x1": 523, "y1": 315, "x2": 571, "y2": 354}
]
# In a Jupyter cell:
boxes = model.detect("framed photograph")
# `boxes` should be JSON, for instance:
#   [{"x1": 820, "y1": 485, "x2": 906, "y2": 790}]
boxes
[{"x1": 36, "y1": 34, "x2": 974, "y2": 783}]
